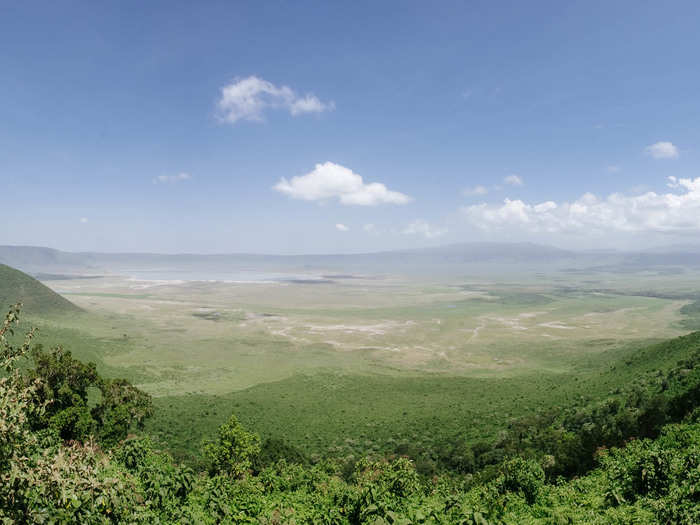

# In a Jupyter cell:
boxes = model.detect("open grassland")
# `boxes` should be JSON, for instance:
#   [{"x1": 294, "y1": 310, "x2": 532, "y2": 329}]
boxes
[
  {"x1": 28, "y1": 267, "x2": 700, "y2": 462},
  {"x1": 145, "y1": 332, "x2": 697, "y2": 465},
  {"x1": 41, "y1": 273, "x2": 690, "y2": 393}
]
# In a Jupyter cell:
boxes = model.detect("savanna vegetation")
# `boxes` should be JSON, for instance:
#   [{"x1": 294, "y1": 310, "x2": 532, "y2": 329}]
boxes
[{"x1": 2, "y1": 302, "x2": 699, "y2": 523}]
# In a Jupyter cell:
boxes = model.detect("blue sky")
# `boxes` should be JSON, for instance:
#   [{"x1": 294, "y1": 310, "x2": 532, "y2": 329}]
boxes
[{"x1": 2, "y1": 1, "x2": 700, "y2": 253}]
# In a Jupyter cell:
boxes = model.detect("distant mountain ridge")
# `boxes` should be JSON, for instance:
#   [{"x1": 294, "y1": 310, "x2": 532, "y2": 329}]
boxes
[
  {"x1": 2, "y1": 242, "x2": 700, "y2": 276},
  {"x1": 381, "y1": 242, "x2": 575, "y2": 260},
  {"x1": 0, "y1": 245, "x2": 96, "y2": 271},
  {"x1": 0, "y1": 243, "x2": 578, "y2": 273}
]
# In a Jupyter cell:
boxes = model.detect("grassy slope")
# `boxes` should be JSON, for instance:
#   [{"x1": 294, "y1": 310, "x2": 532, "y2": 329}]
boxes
[
  {"x1": 0, "y1": 264, "x2": 144, "y2": 381},
  {"x1": 146, "y1": 332, "x2": 700, "y2": 464},
  {"x1": 0, "y1": 264, "x2": 81, "y2": 316}
]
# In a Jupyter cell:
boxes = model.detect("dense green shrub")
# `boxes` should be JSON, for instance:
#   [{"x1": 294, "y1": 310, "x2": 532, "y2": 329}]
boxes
[
  {"x1": 113, "y1": 437, "x2": 194, "y2": 519},
  {"x1": 0, "y1": 305, "x2": 141, "y2": 523},
  {"x1": 202, "y1": 414, "x2": 262, "y2": 477},
  {"x1": 26, "y1": 344, "x2": 153, "y2": 446},
  {"x1": 497, "y1": 457, "x2": 544, "y2": 504},
  {"x1": 255, "y1": 437, "x2": 308, "y2": 471}
]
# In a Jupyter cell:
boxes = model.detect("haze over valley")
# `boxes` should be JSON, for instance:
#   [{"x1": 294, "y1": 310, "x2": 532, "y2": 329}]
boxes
[{"x1": 3, "y1": 242, "x2": 699, "y2": 442}]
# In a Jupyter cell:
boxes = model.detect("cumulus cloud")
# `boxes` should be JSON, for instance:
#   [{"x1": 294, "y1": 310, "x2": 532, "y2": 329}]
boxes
[
  {"x1": 335, "y1": 223, "x2": 349, "y2": 231},
  {"x1": 463, "y1": 185, "x2": 488, "y2": 196},
  {"x1": 274, "y1": 162, "x2": 412, "y2": 206},
  {"x1": 645, "y1": 141, "x2": 679, "y2": 159},
  {"x1": 504, "y1": 174, "x2": 524, "y2": 186},
  {"x1": 462, "y1": 176, "x2": 700, "y2": 235},
  {"x1": 402, "y1": 219, "x2": 447, "y2": 239},
  {"x1": 154, "y1": 173, "x2": 192, "y2": 184},
  {"x1": 217, "y1": 76, "x2": 334, "y2": 123}
]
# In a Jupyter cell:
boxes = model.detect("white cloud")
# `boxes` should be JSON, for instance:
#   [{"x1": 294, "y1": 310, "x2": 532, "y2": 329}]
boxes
[
  {"x1": 335, "y1": 223, "x2": 349, "y2": 231},
  {"x1": 504, "y1": 174, "x2": 524, "y2": 186},
  {"x1": 217, "y1": 76, "x2": 334, "y2": 123},
  {"x1": 463, "y1": 185, "x2": 488, "y2": 196},
  {"x1": 290, "y1": 95, "x2": 334, "y2": 115},
  {"x1": 154, "y1": 173, "x2": 192, "y2": 184},
  {"x1": 462, "y1": 176, "x2": 700, "y2": 235},
  {"x1": 363, "y1": 223, "x2": 377, "y2": 233},
  {"x1": 607, "y1": 165, "x2": 621, "y2": 173},
  {"x1": 645, "y1": 141, "x2": 679, "y2": 159},
  {"x1": 402, "y1": 219, "x2": 447, "y2": 239},
  {"x1": 274, "y1": 162, "x2": 412, "y2": 206},
  {"x1": 80, "y1": 217, "x2": 88, "y2": 224}
]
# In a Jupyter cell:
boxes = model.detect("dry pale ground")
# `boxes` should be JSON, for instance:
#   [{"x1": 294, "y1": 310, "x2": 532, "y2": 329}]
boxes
[{"x1": 42, "y1": 271, "x2": 690, "y2": 396}]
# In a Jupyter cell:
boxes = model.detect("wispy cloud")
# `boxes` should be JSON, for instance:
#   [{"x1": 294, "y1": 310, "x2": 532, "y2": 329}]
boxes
[
  {"x1": 462, "y1": 176, "x2": 700, "y2": 235},
  {"x1": 274, "y1": 162, "x2": 412, "y2": 206},
  {"x1": 464, "y1": 176, "x2": 522, "y2": 197},
  {"x1": 153, "y1": 173, "x2": 192, "y2": 184},
  {"x1": 80, "y1": 217, "x2": 88, "y2": 224},
  {"x1": 607, "y1": 165, "x2": 621, "y2": 173},
  {"x1": 402, "y1": 219, "x2": 447, "y2": 239},
  {"x1": 463, "y1": 185, "x2": 488, "y2": 196},
  {"x1": 504, "y1": 174, "x2": 524, "y2": 186},
  {"x1": 645, "y1": 141, "x2": 679, "y2": 159},
  {"x1": 217, "y1": 76, "x2": 334, "y2": 124},
  {"x1": 335, "y1": 223, "x2": 349, "y2": 231}
]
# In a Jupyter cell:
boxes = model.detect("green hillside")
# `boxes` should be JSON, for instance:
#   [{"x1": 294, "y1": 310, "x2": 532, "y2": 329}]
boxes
[
  {"x1": 146, "y1": 331, "x2": 700, "y2": 467},
  {"x1": 0, "y1": 263, "x2": 81, "y2": 316}
]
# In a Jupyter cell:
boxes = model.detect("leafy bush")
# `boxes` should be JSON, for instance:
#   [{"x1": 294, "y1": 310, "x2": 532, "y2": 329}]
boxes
[
  {"x1": 497, "y1": 457, "x2": 544, "y2": 504},
  {"x1": 26, "y1": 344, "x2": 153, "y2": 446},
  {"x1": 254, "y1": 437, "x2": 308, "y2": 471},
  {"x1": 202, "y1": 414, "x2": 261, "y2": 477},
  {"x1": 0, "y1": 305, "x2": 140, "y2": 523}
]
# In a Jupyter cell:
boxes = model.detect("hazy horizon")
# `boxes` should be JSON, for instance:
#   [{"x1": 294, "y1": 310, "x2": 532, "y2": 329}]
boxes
[{"x1": 6, "y1": 239, "x2": 700, "y2": 258}]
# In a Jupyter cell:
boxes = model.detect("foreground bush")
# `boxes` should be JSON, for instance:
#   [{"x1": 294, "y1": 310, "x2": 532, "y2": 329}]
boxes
[{"x1": 0, "y1": 305, "x2": 140, "y2": 523}]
